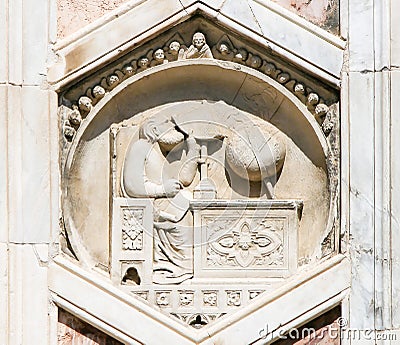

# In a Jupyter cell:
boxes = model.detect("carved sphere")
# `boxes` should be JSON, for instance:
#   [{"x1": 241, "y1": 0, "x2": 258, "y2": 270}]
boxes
[
  {"x1": 225, "y1": 133, "x2": 285, "y2": 181},
  {"x1": 263, "y1": 62, "x2": 276, "y2": 75}
]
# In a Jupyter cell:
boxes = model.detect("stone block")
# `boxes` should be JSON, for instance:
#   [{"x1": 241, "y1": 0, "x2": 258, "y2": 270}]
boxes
[
  {"x1": 8, "y1": 87, "x2": 56, "y2": 243},
  {"x1": 219, "y1": 0, "x2": 263, "y2": 35},
  {"x1": 8, "y1": 244, "x2": 49, "y2": 345},
  {"x1": 0, "y1": 86, "x2": 8, "y2": 243},
  {"x1": 0, "y1": 0, "x2": 7, "y2": 82},
  {"x1": 191, "y1": 199, "x2": 302, "y2": 279},
  {"x1": 0, "y1": 243, "x2": 8, "y2": 345},
  {"x1": 391, "y1": 0, "x2": 400, "y2": 67},
  {"x1": 111, "y1": 198, "x2": 154, "y2": 286},
  {"x1": 348, "y1": 0, "x2": 374, "y2": 71},
  {"x1": 60, "y1": 0, "x2": 185, "y2": 77},
  {"x1": 7, "y1": 0, "x2": 23, "y2": 84},
  {"x1": 250, "y1": 0, "x2": 343, "y2": 77},
  {"x1": 391, "y1": 71, "x2": 400, "y2": 328},
  {"x1": 21, "y1": 0, "x2": 49, "y2": 85},
  {"x1": 348, "y1": 72, "x2": 375, "y2": 330}
]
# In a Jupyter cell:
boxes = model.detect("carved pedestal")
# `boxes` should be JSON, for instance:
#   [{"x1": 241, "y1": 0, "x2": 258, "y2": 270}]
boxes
[
  {"x1": 191, "y1": 199, "x2": 303, "y2": 279},
  {"x1": 110, "y1": 196, "x2": 303, "y2": 327},
  {"x1": 110, "y1": 198, "x2": 154, "y2": 285}
]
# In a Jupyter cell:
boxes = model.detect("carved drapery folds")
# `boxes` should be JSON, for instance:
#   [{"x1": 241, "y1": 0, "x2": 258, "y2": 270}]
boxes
[{"x1": 60, "y1": 18, "x2": 339, "y2": 329}]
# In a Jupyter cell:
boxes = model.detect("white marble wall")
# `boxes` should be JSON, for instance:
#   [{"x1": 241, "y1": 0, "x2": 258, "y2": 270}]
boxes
[
  {"x1": 345, "y1": 0, "x2": 400, "y2": 343},
  {"x1": 0, "y1": 0, "x2": 400, "y2": 344},
  {"x1": 0, "y1": 0, "x2": 58, "y2": 344}
]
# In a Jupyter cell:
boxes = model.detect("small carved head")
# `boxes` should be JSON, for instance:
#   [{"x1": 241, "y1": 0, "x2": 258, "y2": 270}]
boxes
[
  {"x1": 138, "y1": 57, "x2": 149, "y2": 68},
  {"x1": 294, "y1": 83, "x2": 305, "y2": 94},
  {"x1": 235, "y1": 48, "x2": 248, "y2": 61},
  {"x1": 153, "y1": 49, "x2": 165, "y2": 62},
  {"x1": 277, "y1": 72, "x2": 290, "y2": 84},
  {"x1": 107, "y1": 75, "x2": 120, "y2": 87},
  {"x1": 192, "y1": 32, "x2": 206, "y2": 49},
  {"x1": 78, "y1": 96, "x2": 92, "y2": 112},
  {"x1": 218, "y1": 42, "x2": 230, "y2": 55},
  {"x1": 68, "y1": 106, "x2": 82, "y2": 126},
  {"x1": 263, "y1": 62, "x2": 276, "y2": 75},
  {"x1": 249, "y1": 55, "x2": 262, "y2": 68},
  {"x1": 92, "y1": 85, "x2": 105, "y2": 99},
  {"x1": 122, "y1": 64, "x2": 135, "y2": 76},
  {"x1": 169, "y1": 41, "x2": 181, "y2": 55},
  {"x1": 64, "y1": 125, "x2": 76, "y2": 140},
  {"x1": 307, "y1": 93, "x2": 319, "y2": 106},
  {"x1": 315, "y1": 103, "x2": 329, "y2": 117}
]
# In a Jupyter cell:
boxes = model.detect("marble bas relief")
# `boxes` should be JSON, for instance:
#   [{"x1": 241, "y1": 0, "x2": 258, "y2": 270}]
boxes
[
  {"x1": 107, "y1": 101, "x2": 306, "y2": 325},
  {"x1": 61, "y1": 27, "x2": 337, "y2": 328},
  {"x1": 63, "y1": 31, "x2": 335, "y2": 145},
  {"x1": 119, "y1": 107, "x2": 287, "y2": 284}
]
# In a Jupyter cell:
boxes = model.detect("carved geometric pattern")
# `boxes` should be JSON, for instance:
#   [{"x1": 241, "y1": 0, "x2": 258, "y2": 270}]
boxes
[
  {"x1": 121, "y1": 208, "x2": 144, "y2": 250},
  {"x1": 132, "y1": 291, "x2": 149, "y2": 300},
  {"x1": 206, "y1": 218, "x2": 284, "y2": 268},
  {"x1": 171, "y1": 313, "x2": 226, "y2": 329},
  {"x1": 179, "y1": 291, "x2": 195, "y2": 307},
  {"x1": 226, "y1": 291, "x2": 241, "y2": 306},
  {"x1": 203, "y1": 291, "x2": 218, "y2": 307},
  {"x1": 249, "y1": 290, "x2": 265, "y2": 300},
  {"x1": 155, "y1": 291, "x2": 171, "y2": 307}
]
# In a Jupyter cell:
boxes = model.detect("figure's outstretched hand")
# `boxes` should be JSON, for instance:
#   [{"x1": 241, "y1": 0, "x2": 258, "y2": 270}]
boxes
[{"x1": 163, "y1": 179, "x2": 182, "y2": 197}]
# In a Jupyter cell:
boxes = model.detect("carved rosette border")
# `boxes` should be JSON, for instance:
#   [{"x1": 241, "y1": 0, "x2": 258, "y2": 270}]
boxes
[{"x1": 61, "y1": 33, "x2": 334, "y2": 142}]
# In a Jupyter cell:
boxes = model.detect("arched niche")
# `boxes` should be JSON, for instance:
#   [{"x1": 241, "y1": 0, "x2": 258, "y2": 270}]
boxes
[{"x1": 62, "y1": 60, "x2": 334, "y2": 271}]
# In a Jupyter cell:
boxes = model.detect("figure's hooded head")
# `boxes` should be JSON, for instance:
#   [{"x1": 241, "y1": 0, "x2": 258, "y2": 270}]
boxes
[{"x1": 139, "y1": 117, "x2": 184, "y2": 150}]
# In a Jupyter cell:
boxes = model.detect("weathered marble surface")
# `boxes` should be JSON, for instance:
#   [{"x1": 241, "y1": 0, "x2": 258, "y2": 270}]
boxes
[
  {"x1": 58, "y1": 309, "x2": 122, "y2": 344},
  {"x1": 57, "y1": 0, "x2": 339, "y2": 39},
  {"x1": 60, "y1": 25, "x2": 335, "y2": 325},
  {"x1": 270, "y1": 0, "x2": 339, "y2": 34},
  {"x1": 2, "y1": 0, "x2": 400, "y2": 344},
  {"x1": 272, "y1": 306, "x2": 340, "y2": 344},
  {"x1": 57, "y1": 0, "x2": 129, "y2": 39}
]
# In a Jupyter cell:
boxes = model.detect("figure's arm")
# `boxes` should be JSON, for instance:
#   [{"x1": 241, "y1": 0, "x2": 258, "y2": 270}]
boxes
[
  {"x1": 179, "y1": 136, "x2": 200, "y2": 187},
  {"x1": 205, "y1": 46, "x2": 214, "y2": 59}
]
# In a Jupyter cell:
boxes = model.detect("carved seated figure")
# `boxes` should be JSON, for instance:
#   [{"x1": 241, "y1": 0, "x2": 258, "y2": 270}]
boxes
[
  {"x1": 122, "y1": 116, "x2": 200, "y2": 284},
  {"x1": 182, "y1": 32, "x2": 213, "y2": 59}
]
